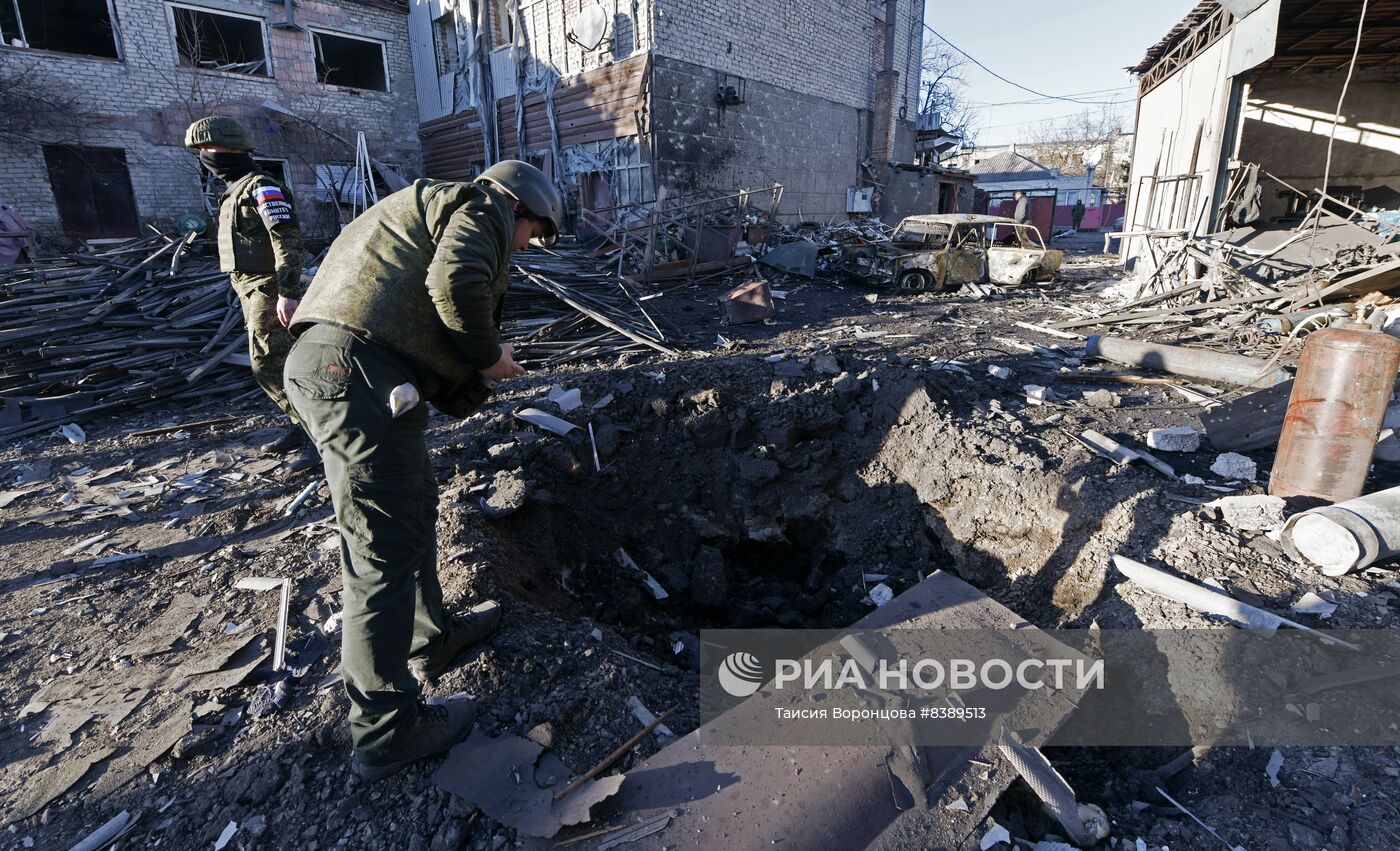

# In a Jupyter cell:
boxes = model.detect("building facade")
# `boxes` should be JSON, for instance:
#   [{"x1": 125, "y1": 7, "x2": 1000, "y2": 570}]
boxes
[
  {"x1": 0, "y1": 0, "x2": 423, "y2": 241},
  {"x1": 411, "y1": 0, "x2": 946, "y2": 224}
]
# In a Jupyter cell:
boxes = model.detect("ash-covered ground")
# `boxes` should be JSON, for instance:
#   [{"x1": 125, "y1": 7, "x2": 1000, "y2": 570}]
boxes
[{"x1": 3, "y1": 235, "x2": 1399, "y2": 850}]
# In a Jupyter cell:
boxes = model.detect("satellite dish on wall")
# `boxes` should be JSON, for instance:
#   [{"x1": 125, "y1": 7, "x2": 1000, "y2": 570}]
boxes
[{"x1": 570, "y1": 3, "x2": 610, "y2": 51}]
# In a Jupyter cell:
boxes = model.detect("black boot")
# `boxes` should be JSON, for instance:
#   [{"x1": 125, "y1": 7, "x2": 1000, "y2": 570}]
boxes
[
  {"x1": 259, "y1": 427, "x2": 303, "y2": 455},
  {"x1": 286, "y1": 443, "x2": 321, "y2": 473}
]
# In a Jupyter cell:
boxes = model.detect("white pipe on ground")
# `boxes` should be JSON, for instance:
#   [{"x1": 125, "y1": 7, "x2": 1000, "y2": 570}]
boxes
[{"x1": 1281, "y1": 484, "x2": 1400, "y2": 575}]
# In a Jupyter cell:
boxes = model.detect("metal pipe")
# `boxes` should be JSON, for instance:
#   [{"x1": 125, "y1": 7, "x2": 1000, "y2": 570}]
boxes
[
  {"x1": 1086, "y1": 334, "x2": 1290, "y2": 388},
  {"x1": 1256, "y1": 305, "x2": 1352, "y2": 335},
  {"x1": 1281, "y1": 484, "x2": 1400, "y2": 575}
]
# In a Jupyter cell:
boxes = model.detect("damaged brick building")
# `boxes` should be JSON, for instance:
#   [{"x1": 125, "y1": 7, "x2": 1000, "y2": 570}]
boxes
[
  {"x1": 413, "y1": 0, "x2": 955, "y2": 226},
  {"x1": 0, "y1": 0, "x2": 423, "y2": 241}
]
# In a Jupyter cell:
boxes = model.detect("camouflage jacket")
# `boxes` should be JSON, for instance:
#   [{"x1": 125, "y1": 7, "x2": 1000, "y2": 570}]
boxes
[
  {"x1": 291, "y1": 179, "x2": 514, "y2": 402},
  {"x1": 218, "y1": 171, "x2": 305, "y2": 298}
]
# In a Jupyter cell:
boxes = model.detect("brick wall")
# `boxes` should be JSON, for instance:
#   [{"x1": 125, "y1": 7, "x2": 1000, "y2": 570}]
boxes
[
  {"x1": 0, "y1": 0, "x2": 421, "y2": 240},
  {"x1": 650, "y1": 56, "x2": 863, "y2": 221},
  {"x1": 650, "y1": 0, "x2": 924, "y2": 119}
]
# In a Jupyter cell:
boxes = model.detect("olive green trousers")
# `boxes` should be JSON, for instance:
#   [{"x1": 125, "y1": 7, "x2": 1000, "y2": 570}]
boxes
[
  {"x1": 231, "y1": 272, "x2": 301, "y2": 429},
  {"x1": 283, "y1": 323, "x2": 450, "y2": 759}
]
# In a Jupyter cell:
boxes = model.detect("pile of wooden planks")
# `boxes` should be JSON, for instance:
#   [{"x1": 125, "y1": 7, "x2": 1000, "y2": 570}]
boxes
[{"x1": 0, "y1": 232, "x2": 256, "y2": 441}]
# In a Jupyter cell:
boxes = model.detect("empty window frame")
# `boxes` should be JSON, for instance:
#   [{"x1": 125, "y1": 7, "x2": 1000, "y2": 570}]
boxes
[
  {"x1": 431, "y1": 13, "x2": 458, "y2": 77},
  {"x1": 171, "y1": 5, "x2": 269, "y2": 76},
  {"x1": 1, "y1": 0, "x2": 120, "y2": 58},
  {"x1": 489, "y1": 1, "x2": 513, "y2": 49},
  {"x1": 313, "y1": 30, "x2": 387, "y2": 91}
]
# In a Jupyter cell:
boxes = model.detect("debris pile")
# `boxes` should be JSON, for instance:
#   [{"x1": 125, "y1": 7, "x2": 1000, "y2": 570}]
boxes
[
  {"x1": 1067, "y1": 194, "x2": 1400, "y2": 339},
  {"x1": 0, "y1": 232, "x2": 255, "y2": 441},
  {"x1": 578, "y1": 185, "x2": 784, "y2": 282},
  {"x1": 507, "y1": 252, "x2": 678, "y2": 366}
]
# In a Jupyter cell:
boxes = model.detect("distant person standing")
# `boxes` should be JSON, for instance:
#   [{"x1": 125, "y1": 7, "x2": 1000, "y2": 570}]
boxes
[
  {"x1": 185, "y1": 116, "x2": 317, "y2": 472},
  {"x1": 1013, "y1": 190, "x2": 1031, "y2": 225},
  {"x1": 1072, "y1": 199, "x2": 1086, "y2": 231}
]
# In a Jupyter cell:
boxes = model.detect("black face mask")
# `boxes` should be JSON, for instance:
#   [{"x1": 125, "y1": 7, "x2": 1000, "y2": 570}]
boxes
[{"x1": 199, "y1": 151, "x2": 256, "y2": 182}]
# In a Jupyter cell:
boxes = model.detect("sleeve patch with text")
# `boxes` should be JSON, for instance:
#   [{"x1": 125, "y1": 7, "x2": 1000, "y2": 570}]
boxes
[{"x1": 253, "y1": 185, "x2": 293, "y2": 224}]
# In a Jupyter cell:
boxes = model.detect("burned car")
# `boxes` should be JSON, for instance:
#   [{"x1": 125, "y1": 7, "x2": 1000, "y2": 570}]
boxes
[{"x1": 839, "y1": 214, "x2": 1063, "y2": 292}]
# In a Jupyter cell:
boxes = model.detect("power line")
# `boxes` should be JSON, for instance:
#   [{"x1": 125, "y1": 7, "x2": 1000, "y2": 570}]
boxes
[
  {"x1": 966, "y1": 85, "x2": 1137, "y2": 108},
  {"x1": 924, "y1": 23, "x2": 1129, "y2": 106}
]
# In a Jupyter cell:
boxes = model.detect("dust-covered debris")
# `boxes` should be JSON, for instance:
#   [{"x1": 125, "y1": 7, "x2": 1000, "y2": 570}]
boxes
[{"x1": 3, "y1": 237, "x2": 1399, "y2": 850}]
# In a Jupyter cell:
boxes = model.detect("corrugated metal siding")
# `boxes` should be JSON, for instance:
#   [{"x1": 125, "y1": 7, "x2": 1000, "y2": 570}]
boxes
[{"x1": 419, "y1": 53, "x2": 649, "y2": 180}]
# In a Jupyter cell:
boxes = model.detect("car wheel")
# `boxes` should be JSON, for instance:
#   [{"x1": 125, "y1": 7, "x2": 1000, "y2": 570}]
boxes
[{"x1": 898, "y1": 270, "x2": 931, "y2": 292}]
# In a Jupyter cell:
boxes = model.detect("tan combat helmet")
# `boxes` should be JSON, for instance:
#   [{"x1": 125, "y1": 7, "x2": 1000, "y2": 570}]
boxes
[
  {"x1": 475, "y1": 160, "x2": 564, "y2": 246},
  {"x1": 184, "y1": 116, "x2": 255, "y2": 151}
]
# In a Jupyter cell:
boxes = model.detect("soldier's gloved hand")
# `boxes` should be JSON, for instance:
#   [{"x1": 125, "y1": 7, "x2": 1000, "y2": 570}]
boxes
[
  {"x1": 481, "y1": 343, "x2": 526, "y2": 382},
  {"x1": 276, "y1": 297, "x2": 300, "y2": 328}
]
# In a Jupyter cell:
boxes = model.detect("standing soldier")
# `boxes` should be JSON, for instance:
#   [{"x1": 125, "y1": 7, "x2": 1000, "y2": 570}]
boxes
[
  {"x1": 1071, "y1": 198, "x2": 1086, "y2": 232},
  {"x1": 284, "y1": 161, "x2": 563, "y2": 780},
  {"x1": 185, "y1": 116, "x2": 317, "y2": 472}
]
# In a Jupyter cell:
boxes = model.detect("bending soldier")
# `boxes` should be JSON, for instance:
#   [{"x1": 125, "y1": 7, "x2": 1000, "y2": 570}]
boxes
[{"x1": 285, "y1": 161, "x2": 563, "y2": 780}]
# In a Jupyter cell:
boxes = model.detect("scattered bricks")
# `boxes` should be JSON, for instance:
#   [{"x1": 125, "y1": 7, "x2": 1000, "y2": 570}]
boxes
[
  {"x1": 719, "y1": 279, "x2": 774, "y2": 325},
  {"x1": 1210, "y1": 452, "x2": 1258, "y2": 481},
  {"x1": 1147, "y1": 427, "x2": 1201, "y2": 453},
  {"x1": 1207, "y1": 495, "x2": 1287, "y2": 531}
]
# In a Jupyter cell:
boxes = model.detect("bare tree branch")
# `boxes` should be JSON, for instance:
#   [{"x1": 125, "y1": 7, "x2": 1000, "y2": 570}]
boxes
[
  {"x1": 1024, "y1": 105, "x2": 1127, "y2": 188},
  {"x1": 920, "y1": 39, "x2": 977, "y2": 146},
  {"x1": 0, "y1": 62, "x2": 94, "y2": 151}
]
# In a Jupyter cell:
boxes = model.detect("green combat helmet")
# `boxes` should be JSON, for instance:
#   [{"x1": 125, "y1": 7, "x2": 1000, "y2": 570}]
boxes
[
  {"x1": 476, "y1": 160, "x2": 564, "y2": 246},
  {"x1": 184, "y1": 116, "x2": 255, "y2": 151}
]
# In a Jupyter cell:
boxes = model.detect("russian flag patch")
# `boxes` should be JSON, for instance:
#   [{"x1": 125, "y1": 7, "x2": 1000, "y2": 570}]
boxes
[{"x1": 253, "y1": 186, "x2": 286, "y2": 203}]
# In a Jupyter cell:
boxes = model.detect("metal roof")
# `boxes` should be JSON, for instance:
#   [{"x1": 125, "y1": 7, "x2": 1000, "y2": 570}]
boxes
[
  {"x1": 1130, "y1": 1, "x2": 1219, "y2": 75},
  {"x1": 1133, "y1": 0, "x2": 1400, "y2": 78}
]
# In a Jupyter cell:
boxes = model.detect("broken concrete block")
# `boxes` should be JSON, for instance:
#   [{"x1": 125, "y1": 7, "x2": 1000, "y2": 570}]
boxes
[
  {"x1": 988, "y1": 365, "x2": 1010, "y2": 380},
  {"x1": 719, "y1": 279, "x2": 774, "y2": 325},
  {"x1": 1210, "y1": 452, "x2": 1257, "y2": 481},
  {"x1": 1082, "y1": 389, "x2": 1120, "y2": 408},
  {"x1": 1208, "y1": 494, "x2": 1286, "y2": 531},
  {"x1": 1023, "y1": 385, "x2": 1053, "y2": 406},
  {"x1": 813, "y1": 354, "x2": 840, "y2": 375},
  {"x1": 1147, "y1": 426, "x2": 1201, "y2": 453}
]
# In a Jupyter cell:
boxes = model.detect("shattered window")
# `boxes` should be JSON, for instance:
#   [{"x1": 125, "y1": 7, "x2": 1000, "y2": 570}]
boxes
[
  {"x1": 1, "y1": 0, "x2": 120, "y2": 58},
  {"x1": 892, "y1": 221, "x2": 950, "y2": 248},
  {"x1": 172, "y1": 5, "x2": 269, "y2": 76},
  {"x1": 313, "y1": 30, "x2": 388, "y2": 92}
]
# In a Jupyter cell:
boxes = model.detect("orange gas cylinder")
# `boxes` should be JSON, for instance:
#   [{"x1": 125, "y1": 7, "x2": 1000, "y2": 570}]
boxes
[{"x1": 1269, "y1": 320, "x2": 1400, "y2": 503}]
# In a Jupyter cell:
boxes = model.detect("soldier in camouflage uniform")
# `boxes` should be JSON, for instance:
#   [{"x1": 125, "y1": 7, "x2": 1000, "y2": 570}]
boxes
[
  {"x1": 185, "y1": 116, "x2": 317, "y2": 472},
  {"x1": 285, "y1": 161, "x2": 564, "y2": 780}
]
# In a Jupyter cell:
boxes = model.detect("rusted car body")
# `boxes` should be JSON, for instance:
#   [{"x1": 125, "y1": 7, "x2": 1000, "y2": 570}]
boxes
[{"x1": 840, "y1": 214, "x2": 1063, "y2": 292}]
